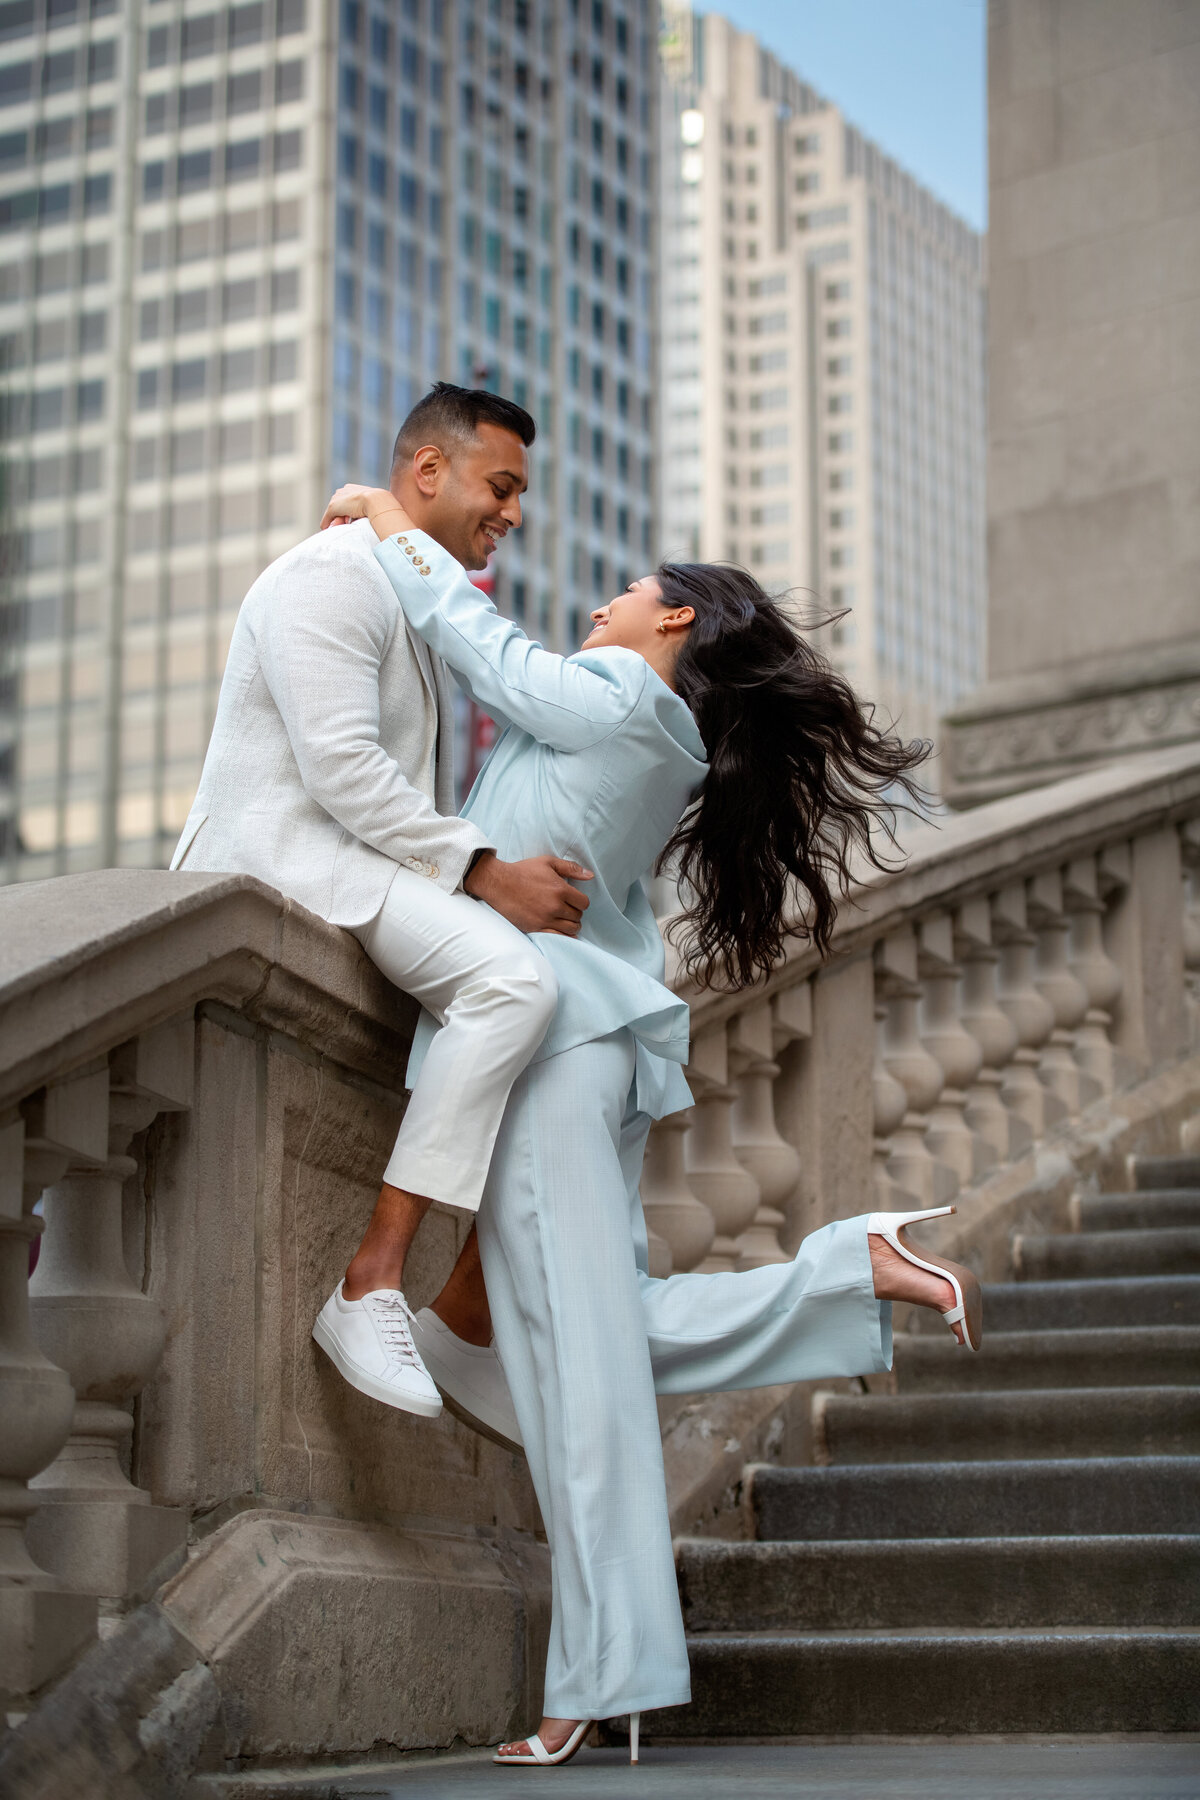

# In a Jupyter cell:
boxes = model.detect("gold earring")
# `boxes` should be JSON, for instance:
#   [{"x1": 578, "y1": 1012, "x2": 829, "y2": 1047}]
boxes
[{"x1": 657, "y1": 620, "x2": 668, "y2": 634}]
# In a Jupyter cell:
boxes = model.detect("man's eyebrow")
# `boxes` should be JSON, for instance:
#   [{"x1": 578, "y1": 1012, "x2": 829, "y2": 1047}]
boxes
[{"x1": 489, "y1": 467, "x2": 528, "y2": 493}]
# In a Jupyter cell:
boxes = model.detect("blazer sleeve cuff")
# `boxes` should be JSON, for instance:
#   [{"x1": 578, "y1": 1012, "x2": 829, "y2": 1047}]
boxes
[{"x1": 432, "y1": 821, "x2": 494, "y2": 895}]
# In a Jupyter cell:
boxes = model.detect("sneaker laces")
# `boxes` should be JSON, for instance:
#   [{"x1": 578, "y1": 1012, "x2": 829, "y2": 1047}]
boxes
[{"x1": 366, "y1": 1293, "x2": 422, "y2": 1370}]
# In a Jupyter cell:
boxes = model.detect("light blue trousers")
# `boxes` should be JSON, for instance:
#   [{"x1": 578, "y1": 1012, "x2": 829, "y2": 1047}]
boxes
[{"x1": 475, "y1": 1030, "x2": 893, "y2": 1721}]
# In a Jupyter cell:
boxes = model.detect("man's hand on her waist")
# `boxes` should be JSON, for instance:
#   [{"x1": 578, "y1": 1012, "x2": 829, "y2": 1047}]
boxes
[{"x1": 464, "y1": 851, "x2": 593, "y2": 936}]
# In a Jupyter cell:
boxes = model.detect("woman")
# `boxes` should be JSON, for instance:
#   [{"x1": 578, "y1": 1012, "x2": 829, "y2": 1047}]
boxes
[{"x1": 321, "y1": 484, "x2": 981, "y2": 1767}]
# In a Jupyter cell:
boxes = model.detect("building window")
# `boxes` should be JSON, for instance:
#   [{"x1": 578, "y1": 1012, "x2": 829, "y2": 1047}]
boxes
[{"x1": 225, "y1": 138, "x2": 261, "y2": 182}]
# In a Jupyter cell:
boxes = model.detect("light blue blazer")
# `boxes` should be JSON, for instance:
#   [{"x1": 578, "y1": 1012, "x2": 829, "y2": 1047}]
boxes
[{"x1": 372, "y1": 528, "x2": 709, "y2": 1119}]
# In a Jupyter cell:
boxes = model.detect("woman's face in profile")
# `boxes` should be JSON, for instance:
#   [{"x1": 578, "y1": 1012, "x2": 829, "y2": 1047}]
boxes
[{"x1": 581, "y1": 576, "x2": 678, "y2": 656}]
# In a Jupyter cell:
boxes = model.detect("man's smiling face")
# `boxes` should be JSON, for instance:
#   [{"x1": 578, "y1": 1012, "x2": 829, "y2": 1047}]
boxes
[{"x1": 411, "y1": 421, "x2": 529, "y2": 570}]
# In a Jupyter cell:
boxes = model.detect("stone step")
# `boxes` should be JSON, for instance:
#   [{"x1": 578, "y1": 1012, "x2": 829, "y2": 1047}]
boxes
[
  {"x1": 905, "y1": 1274, "x2": 1200, "y2": 1334},
  {"x1": 816, "y1": 1386, "x2": 1200, "y2": 1464},
  {"x1": 1014, "y1": 1225, "x2": 1200, "y2": 1280},
  {"x1": 1078, "y1": 1190, "x2": 1200, "y2": 1230},
  {"x1": 652, "y1": 1630, "x2": 1200, "y2": 1737},
  {"x1": 1131, "y1": 1154, "x2": 1200, "y2": 1191},
  {"x1": 892, "y1": 1325, "x2": 1200, "y2": 1393},
  {"x1": 750, "y1": 1456, "x2": 1200, "y2": 1541},
  {"x1": 676, "y1": 1535, "x2": 1200, "y2": 1632}
]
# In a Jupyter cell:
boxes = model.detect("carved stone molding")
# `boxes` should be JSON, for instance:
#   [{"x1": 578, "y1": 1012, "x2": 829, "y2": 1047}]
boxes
[{"x1": 943, "y1": 673, "x2": 1200, "y2": 809}]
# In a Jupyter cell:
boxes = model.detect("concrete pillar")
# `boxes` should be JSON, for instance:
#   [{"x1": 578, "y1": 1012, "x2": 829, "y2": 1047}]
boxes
[{"x1": 773, "y1": 954, "x2": 876, "y2": 1246}]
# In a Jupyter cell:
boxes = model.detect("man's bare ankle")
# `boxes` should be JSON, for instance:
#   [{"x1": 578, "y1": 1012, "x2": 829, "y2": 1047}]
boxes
[
  {"x1": 343, "y1": 1266, "x2": 404, "y2": 1302},
  {"x1": 430, "y1": 1297, "x2": 491, "y2": 1347}
]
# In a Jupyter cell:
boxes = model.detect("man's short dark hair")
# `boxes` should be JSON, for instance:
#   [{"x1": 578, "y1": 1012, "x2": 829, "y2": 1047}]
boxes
[{"x1": 391, "y1": 381, "x2": 536, "y2": 472}]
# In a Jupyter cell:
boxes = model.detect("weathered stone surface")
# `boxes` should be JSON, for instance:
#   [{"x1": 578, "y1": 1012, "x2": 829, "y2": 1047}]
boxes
[
  {"x1": 0, "y1": 1601, "x2": 214, "y2": 1800},
  {"x1": 944, "y1": 1, "x2": 1200, "y2": 805},
  {"x1": 664, "y1": 1629, "x2": 1200, "y2": 1736},
  {"x1": 157, "y1": 1510, "x2": 550, "y2": 1764},
  {"x1": 677, "y1": 1533, "x2": 1200, "y2": 1630}
]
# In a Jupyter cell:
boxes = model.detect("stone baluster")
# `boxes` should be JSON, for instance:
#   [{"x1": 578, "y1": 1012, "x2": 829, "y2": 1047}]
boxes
[
  {"x1": 875, "y1": 927, "x2": 956, "y2": 1206},
  {"x1": 731, "y1": 991, "x2": 805, "y2": 1270},
  {"x1": 1028, "y1": 869, "x2": 1097, "y2": 1118},
  {"x1": 1181, "y1": 820, "x2": 1200, "y2": 1044},
  {"x1": 1063, "y1": 854, "x2": 1124, "y2": 1096},
  {"x1": 640, "y1": 1111, "x2": 714, "y2": 1275},
  {"x1": 683, "y1": 1023, "x2": 761, "y2": 1273},
  {"x1": 28, "y1": 1021, "x2": 193, "y2": 1601},
  {"x1": 955, "y1": 896, "x2": 1028, "y2": 1167},
  {"x1": 917, "y1": 912, "x2": 987, "y2": 1189},
  {"x1": 871, "y1": 990, "x2": 911, "y2": 1207},
  {"x1": 992, "y1": 882, "x2": 1059, "y2": 1140},
  {"x1": 0, "y1": 1068, "x2": 109, "y2": 1705}
]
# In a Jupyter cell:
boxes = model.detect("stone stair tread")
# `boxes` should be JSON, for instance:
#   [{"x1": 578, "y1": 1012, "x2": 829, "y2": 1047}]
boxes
[
  {"x1": 751, "y1": 1454, "x2": 1200, "y2": 1540},
  {"x1": 676, "y1": 1534, "x2": 1200, "y2": 1631},
  {"x1": 1078, "y1": 1191, "x2": 1200, "y2": 1229},
  {"x1": 892, "y1": 1323, "x2": 1200, "y2": 1391},
  {"x1": 684, "y1": 1625, "x2": 1200, "y2": 1641},
  {"x1": 654, "y1": 1629, "x2": 1200, "y2": 1736},
  {"x1": 906, "y1": 1274, "x2": 1200, "y2": 1334},
  {"x1": 1013, "y1": 1227, "x2": 1200, "y2": 1279},
  {"x1": 1132, "y1": 1155, "x2": 1200, "y2": 1190},
  {"x1": 817, "y1": 1384, "x2": 1200, "y2": 1463}
]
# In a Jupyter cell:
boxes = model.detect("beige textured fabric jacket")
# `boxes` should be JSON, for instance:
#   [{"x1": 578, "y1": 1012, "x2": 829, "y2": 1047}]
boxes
[{"x1": 170, "y1": 518, "x2": 491, "y2": 927}]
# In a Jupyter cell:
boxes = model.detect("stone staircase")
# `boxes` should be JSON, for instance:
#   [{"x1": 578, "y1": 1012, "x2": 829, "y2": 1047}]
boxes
[{"x1": 661, "y1": 1155, "x2": 1200, "y2": 1738}]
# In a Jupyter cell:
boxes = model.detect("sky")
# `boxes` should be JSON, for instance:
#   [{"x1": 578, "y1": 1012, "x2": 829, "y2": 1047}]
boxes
[{"x1": 711, "y1": 0, "x2": 987, "y2": 231}]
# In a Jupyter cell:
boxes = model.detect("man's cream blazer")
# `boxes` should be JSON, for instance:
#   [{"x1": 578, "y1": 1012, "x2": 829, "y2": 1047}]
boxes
[{"x1": 170, "y1": 518, "x2": 491, "y2": 927}]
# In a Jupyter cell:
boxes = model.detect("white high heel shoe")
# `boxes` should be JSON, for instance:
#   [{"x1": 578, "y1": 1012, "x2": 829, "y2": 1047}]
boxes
[
  {"x1": 493, "y1": 1713, "x2": 641, "y2": 1767},
  {"x1": 867, "y1": 1204, "x2": 983, "y2": 1351}
]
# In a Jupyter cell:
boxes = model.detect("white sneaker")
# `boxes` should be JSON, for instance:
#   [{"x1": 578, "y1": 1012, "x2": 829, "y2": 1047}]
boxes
[
  {"x1": 313, "y1": 1283, "x2": 442, "y2": 1418},
  {"x1": 411, "y1": 1308, "x2": 524, "y2": 1455}
]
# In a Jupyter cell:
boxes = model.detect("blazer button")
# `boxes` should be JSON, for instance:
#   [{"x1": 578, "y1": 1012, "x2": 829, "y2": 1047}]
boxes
[{"x1": 429, "y1": 864, "x2": 439, "y2": 879}]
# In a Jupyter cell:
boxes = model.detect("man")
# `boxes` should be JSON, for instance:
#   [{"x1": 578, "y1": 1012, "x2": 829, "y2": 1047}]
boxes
[{"x1": 172, "y1": 384, "x2": 588, "y2": 1438}]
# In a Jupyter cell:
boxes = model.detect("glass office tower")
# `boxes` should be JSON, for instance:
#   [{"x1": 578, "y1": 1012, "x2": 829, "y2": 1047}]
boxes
[
  {"x1": 660, "y1": 8, "x2": 986, "y2": 760},
  {"x1": 0, "y1": 0, "x2": 658, "y2": 881}
]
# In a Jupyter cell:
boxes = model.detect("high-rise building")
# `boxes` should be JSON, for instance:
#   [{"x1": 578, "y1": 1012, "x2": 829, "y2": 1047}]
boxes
[
  {"x1": 0, "y1": 0, "x2": 658, "y2": 883},
  {"x1": 659, "y1": 9, "x2": 986, "y2": 756}
]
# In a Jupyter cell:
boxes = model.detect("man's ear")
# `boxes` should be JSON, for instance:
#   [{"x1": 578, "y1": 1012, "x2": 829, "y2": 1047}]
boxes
[{"x1": 412, "y1": 443, "x2": 444, "y2": 499}]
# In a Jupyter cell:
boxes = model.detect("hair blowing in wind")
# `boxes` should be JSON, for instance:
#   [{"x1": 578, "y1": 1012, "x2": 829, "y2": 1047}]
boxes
[{"x1": 655, "y1": 563, "x2": 932, "y2": 990}]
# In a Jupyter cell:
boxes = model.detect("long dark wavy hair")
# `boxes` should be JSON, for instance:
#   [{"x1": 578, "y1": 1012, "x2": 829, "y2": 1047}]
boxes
[{"x1": 655, "y1": 563, "x2": 931, "y2": 989}]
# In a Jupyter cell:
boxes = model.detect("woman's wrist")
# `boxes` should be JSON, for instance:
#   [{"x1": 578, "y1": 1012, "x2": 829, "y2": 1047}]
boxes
[{"x1": 365, "y1": 496, "x2": 414, "y2": 541}]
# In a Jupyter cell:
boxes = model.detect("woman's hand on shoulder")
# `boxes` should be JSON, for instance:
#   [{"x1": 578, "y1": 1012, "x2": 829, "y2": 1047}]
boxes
[{"x1": 320, "y1": 484, "x2": 415, "y2": 541}]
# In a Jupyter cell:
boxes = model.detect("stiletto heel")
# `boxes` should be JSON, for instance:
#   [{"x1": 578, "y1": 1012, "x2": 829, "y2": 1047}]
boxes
[
  {"x1": 867, "y1": 1204, "x2": 983, "y2": 1351},
  {"x1": 629, "y1": 1712, "x2": 640, "y2": 1764}
]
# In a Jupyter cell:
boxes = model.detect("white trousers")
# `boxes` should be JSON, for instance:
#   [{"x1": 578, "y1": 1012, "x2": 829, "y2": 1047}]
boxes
[
  {"x1": 354, "y1": 868, "x2": 557, "y2": 1211},
  {"x1": 476, "y1": 1029, "x2": 892, "y2": 1721}
]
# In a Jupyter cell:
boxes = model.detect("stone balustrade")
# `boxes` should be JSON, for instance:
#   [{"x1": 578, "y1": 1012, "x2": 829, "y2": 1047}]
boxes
[
  {"x1": 1, "y1": 744, "x2": 1199, "y2": 1767},
  {"x1": 644, "y1": 744, "x2": 1200, "y2": 1269}
]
